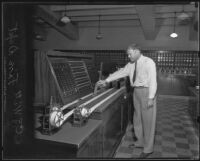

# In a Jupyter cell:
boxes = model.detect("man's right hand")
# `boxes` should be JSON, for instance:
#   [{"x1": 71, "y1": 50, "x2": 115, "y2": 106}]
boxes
[{"x1": 96, "y1": 80, "x2": 107, "y2": 87}]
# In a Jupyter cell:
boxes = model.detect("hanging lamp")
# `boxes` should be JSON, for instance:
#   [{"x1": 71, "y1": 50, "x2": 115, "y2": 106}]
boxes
[
  {"x1": 178, "y1": 5, "x2": 189, "y2": 20},
  {"x1": 60, "y1": 5, "x2": 70, "y2": 24},
  {"x1": 170, "y1": 12, "x2": 178, "y2": 38},
  {"x1": 96, "y1": 15, "x2": 102, "y2": 40}
]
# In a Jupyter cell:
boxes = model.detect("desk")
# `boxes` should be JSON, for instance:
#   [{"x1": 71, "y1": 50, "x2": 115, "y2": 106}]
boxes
[
  {"x1": 34, "y1": 87, "x2": 128, "y2": 158},
  {"x1": 35, "y1": 114, "x2": 102, "y2": 158},
  {"x1": 90, "y1": 87, "x2": 128, "y2": 157}
]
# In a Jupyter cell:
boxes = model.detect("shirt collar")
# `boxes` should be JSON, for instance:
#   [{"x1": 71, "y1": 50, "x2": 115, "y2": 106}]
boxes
[{"x1": 137, "y1": 54, "x2": 144, "y2": 63}]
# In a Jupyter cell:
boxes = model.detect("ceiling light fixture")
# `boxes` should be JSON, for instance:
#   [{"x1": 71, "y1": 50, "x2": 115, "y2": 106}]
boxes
[
  {"x1": 60, "y1": 5, "x2": 70, "y2": 24},
  {"x1": 96, "y1": 15, "x2": 103, "y2": 40},
  {"x1": 170, "y1": 12, "x2": 178, "y2": 38},
  {"x1": 177, "y1": 5, "x2": 189, "y2": 20}
]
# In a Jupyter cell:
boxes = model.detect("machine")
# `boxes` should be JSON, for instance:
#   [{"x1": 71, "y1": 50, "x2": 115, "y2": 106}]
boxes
[{"x1": 41, "y1": 56, "x2": 123, "y2": 135}]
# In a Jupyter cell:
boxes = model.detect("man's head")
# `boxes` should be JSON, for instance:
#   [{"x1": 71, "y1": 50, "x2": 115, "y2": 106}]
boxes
[{"x1": 126, "y1": 44, "x2": 141, "y2": 63}]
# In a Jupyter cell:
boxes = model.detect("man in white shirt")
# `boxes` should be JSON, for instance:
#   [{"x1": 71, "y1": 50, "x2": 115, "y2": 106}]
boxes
[{"x1": 97, "y1": 44, "x2": 157, "y2": 158}]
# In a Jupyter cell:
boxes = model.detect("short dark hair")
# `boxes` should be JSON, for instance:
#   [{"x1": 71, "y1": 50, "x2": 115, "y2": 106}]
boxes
[{"x1": 127, "y1": 44, "x2": 141, "y2": 51}]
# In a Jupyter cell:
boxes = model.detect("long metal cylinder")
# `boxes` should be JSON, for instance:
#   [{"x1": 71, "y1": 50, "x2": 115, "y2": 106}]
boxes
[{"x1": 50, "y1": 88, "x2": 114, "y2": 127}]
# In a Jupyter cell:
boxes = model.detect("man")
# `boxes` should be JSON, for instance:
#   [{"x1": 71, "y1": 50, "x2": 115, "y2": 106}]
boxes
[{"x1": 97, "y1": 44, "x2": 157, "y2": 158}]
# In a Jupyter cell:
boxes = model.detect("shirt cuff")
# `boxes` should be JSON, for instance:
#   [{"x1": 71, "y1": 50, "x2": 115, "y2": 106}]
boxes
[
  {"x1": 148, "y1": 95, "x2": 155, "y2": 99},
  {"x1": 105, "y1": 78, "x2": 110, "y2": 83}
]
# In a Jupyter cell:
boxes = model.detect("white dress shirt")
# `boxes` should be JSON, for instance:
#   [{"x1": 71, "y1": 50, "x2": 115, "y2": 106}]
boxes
[{"x1": 105, "y1": 55, "x2": 157, "y2": 99}]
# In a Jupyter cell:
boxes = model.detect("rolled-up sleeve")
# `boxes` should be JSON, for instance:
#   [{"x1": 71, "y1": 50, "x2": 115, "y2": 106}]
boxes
[
  {"x1": 148, "y1": 60, "x2": 157, "y2": 99},
  {"x1": 106, "y1": 64, "x2": 130, "y2": 83}
]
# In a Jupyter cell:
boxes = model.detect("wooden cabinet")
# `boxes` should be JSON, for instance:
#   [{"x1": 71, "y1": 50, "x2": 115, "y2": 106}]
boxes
[
  {"x1": 77, "y1": 126, "x2": 103, "y2": 158},
  {"x1": 35, "y1": 116, "x2": 102, "y2": 159},
  {"x1": 90, "y1": 89, "x2": 128, "y2": 157},
  {"x1": 34, "y1": 87, "x2": 128, "y2": 159},
  {"x1": 121, "y1": 94, "x2": 129, "y2": 132}
]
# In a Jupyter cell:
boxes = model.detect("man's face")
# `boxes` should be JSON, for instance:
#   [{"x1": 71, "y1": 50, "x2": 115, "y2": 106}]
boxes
[{"x1": 127, "y1": 48, "x2": 140, "y2": 63}]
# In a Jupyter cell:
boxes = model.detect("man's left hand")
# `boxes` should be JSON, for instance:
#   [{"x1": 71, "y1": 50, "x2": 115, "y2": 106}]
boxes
[{"x1": 147, "y1": 98, "x2": 154, "y2": 108}]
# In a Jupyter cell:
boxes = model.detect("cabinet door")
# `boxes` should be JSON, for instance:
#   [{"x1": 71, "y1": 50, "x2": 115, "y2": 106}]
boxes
[
  {"x1": 121, "y1": 95, "x2": 129, "y2": 132},
  {"x1": 77, "y1": 127, "x2": 103, "y2": 158},
  {"x1": 102, "y1": 97, "x2": 123, "y2": 157}
]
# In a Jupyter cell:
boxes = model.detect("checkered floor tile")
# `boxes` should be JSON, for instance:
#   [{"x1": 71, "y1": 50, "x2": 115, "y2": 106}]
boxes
[{"x1": 114, "y1": 95, "x2": 199, "y2": 159}]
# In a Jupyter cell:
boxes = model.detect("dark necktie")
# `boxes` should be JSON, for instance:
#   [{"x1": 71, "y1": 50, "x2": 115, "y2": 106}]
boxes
[{"x1": 132, "y1": 61, "x2": 137, "y2": 83}]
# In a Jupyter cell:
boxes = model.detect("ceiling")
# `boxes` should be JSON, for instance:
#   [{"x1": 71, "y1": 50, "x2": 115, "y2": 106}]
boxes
[
  {"x1": 49, "y1": 4, "x2": 198, "y2": 24},
  {"x1": 34, "y1": 3, "x2": 198, "y2": 40}
]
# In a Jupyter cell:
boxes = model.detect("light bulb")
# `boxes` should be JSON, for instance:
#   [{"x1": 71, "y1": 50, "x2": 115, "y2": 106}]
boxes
[
  {"x1": 96, "y1": 34, "x2": 102, "y2": 40},
  {"x1": 170, "y1": 32, "x2": 178, "y2": 38},
  {"x1": 178, "y1": 12, "x2": 189, "y2": 20},
  {"x1": 60, "y1": 16, "x2": 70, "y2": 23}
]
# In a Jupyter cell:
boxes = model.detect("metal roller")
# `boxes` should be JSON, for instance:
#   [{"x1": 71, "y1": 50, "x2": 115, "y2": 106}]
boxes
[
  {"x1": 49, "y1": 110, "x2": 64, "y2": 128},
  {"x1": 49, "y1": 88, "x2": 114, "y2": 128}
]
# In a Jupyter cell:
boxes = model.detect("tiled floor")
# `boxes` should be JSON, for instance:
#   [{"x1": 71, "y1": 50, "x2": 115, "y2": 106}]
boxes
[{"x1": 114, "y1": 95, "x2": 199, "y2": 159}]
